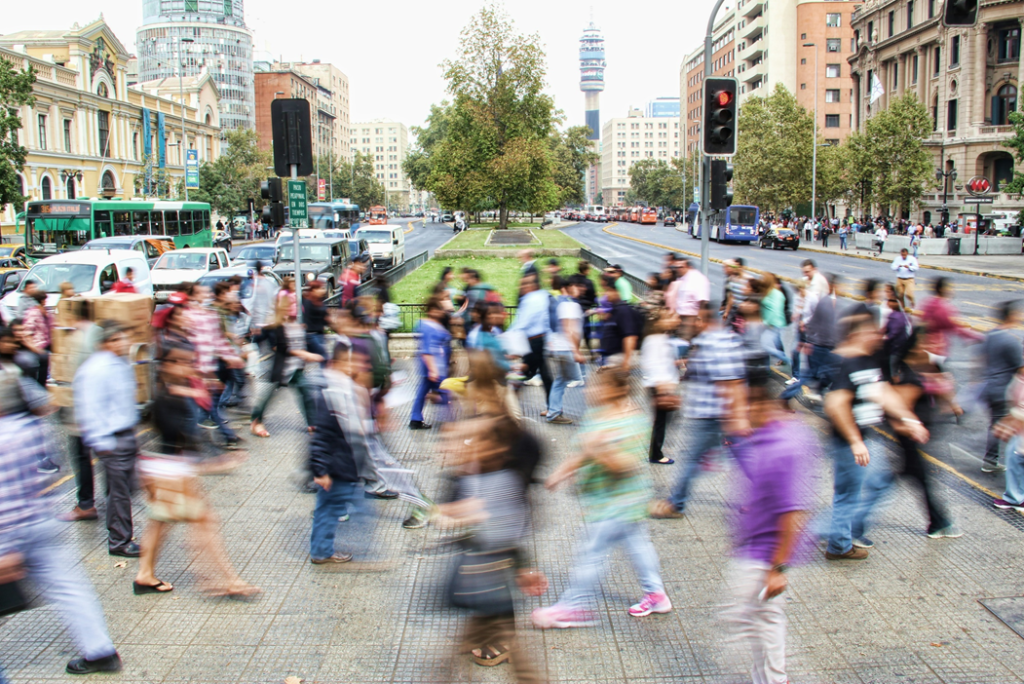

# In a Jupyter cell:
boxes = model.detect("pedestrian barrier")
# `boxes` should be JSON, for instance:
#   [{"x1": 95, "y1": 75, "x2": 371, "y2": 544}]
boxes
[
  {"x1": 323, "y1": 250, "x2": 429, "y2": 307},
  {"x1": 578, "y1": 248, "x2": 651, "y2": 299}
]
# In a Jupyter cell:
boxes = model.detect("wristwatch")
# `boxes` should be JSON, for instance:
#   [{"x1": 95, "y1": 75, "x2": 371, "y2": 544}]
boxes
[{"x1": 772, "y1": 563, "x2": 789, "y2": 574}]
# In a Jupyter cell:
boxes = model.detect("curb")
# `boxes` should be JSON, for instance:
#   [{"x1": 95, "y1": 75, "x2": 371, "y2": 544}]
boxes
[{"x1": 797, "y1": 243, "x2": 1024, "y2": 283}]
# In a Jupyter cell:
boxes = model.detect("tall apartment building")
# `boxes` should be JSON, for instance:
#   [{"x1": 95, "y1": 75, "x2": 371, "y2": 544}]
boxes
[
  {"x1": 600, "y1": 108, "x2": 681, "y2": 207},
  {"x1": 681, "y1": 11, "x2": 736, "y2": 158},
  {"x1": 254, "y1": 69, "x2": 335, "y2": 162},
  {"x1": 0, "y1": 20, "x2": 221, "y2": 234},
  {"x1": 733, "y1": 0, "x2": 798, "y2": 100},
  {"x1": 795, "y1": 0, "x2": 859, "y2": 145},
  {"x1": 849, "y1": 0, "x2": 1021, "y2": 221},
  {"x1": 350, "y1": 120, "x2": 411, "y2": 211},
  {"x1": 135, "y1": 0, "x2": 254, "y2": 141},
  {"x1": 278, "y1": 60, "x2": 351, "y2": 162}
]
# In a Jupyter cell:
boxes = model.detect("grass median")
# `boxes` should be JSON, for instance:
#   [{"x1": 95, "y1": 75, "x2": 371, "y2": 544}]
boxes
[{"x1": 441, "y1": 228, "x2": 584, "y2": 251}]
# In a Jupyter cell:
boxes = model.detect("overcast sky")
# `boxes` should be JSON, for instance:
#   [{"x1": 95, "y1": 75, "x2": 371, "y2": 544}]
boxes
[{"x1": 4, "y1": 0, "x2": 722, "y2": 141}]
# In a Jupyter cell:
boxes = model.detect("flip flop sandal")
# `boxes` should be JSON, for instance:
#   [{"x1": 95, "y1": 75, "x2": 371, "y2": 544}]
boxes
[
  {"x1": 133, "y1": 580, "x2": 174, "y2": 595},
  {"x1": 472, "y1": 643, "x2": 512, "y2": 667}
]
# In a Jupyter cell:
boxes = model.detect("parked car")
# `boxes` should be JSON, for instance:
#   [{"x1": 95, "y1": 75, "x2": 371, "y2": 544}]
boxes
[
  {"x1": 322, "y1": 229, "x2": 352, "y2": 241},
  {"x1": 232, "y1": 244, "x2": 277, "y2": 269},
  {"x1": 0, "y1": 249, "x2": 153, "y2": 320},
  {"x1": 196, "y1": 265, "x2": 283, "y2": 331},
  {"x1": 212, "y1": 229, "x2": 232, "y2": 252},
  {"x1": 272, "y1": 238, "x2": 349, "y2": 298},
  {"x1": 440, "y1": 212, "x2": 454, "y2": 223},
  {"x1": 81, "y1": 235, "x2": 175, "y2": 267},
  {"x1": 663, "y1": 215, "x2": 677, "y2": 227},
  {"x1": 151, "y1": 247, "x2": 231, "y2": 301},
  {"x1": 759, "y1": 229, "x2": 800, "y2": 250},
  {"x1": 275, "y1": 228, "x2": 326, "y2": 248}
]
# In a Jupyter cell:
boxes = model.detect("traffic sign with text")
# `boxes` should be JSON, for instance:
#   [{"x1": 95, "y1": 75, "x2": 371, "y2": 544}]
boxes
[
  {"x1": 288, "y1": 180, "x2": 308, "y2": 227},
  {"x1": 963, "y1": 196, "x2": 994, "y2": 204}
]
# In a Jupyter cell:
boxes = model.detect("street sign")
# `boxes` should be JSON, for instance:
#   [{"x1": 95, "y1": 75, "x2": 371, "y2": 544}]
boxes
[
  {"x1": 185, "y1": 149, "x2": 199, "y2": 189},
  {"x1": 963, "y1": 196, "x2": 994, "y2": 203},
  {"x1": 317, "y1": 178, "x2": 326, "y2": 201},
  {"x1": 962, "y1": 202, "x2": 993, "y2": 215},
  {"x1": 287, "y1": 179, "x2": 308, "y2": 227}
]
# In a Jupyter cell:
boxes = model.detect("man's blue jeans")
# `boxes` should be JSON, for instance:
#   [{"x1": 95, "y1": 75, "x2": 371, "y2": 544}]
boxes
[
  {"x1": 669, "y1": 417, "x2": 726, "y2": 512},
  {"x1": 826, "y1": 434, "x2": 889, "y2": 554},
  {"x1": 410, "y1": 369, "x2": 448, "y2": 423},
  {"x1": 547, "y1": 350, "x2": 582, "y2": 420},
  {"x1": 1004, "y1": 436, "x2": 1024, "y2": 506},
  {"x1": 555, "y1": 518, "x2": 664, "y2": 611},
  {"x1": 781, "y1": 345, "x2": 835, "y2": 400},
  {"x1": 310, "y1": 480, "x2": 372, "y2": 560},
  {"x1": 199, "y1": 389, "x2": 237, "y2": 442}
]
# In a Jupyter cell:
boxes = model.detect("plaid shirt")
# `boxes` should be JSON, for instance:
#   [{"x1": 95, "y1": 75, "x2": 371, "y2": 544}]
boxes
[
  {"x1": 0, "y1": 413, "x2": 51, "y2": 556},
  {"x1": 683, "y1": 327, "x2": 746, "y2": 419},
  {"x1": 186, "y1": 306, "x2": 236, "y2": 375}
]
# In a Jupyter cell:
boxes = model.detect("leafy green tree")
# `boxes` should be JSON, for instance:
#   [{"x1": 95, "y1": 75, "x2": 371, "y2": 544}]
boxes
[
  {"x1": 432, "y1": 4, "x2": 559, "y2": 227},
  {"x1": 188, "y1": 129, "x2": 271, "y2": 216},
  {"x1": 671, "y1": 154, "x2": 698, "y2": 210},
  {"x1": 0, "y1": 61, "x2": 36, "y2": 214},
  {"x1": 346, "y1": 150, "x2": 385, "y2": 209},
  {"x1": 628, "y1": 158, "x2": 687, "y2": 210},
  {"x1": 403, "y1": 103, "x2": 452, "y2": 192},
  {"x1": 549, "y1": 125, "x2": 598, "y2": 207},
  {"x1": 856, "y1": 94, "x2": 933, "y2": 216},
  {"x1": 1001, "y1": 110, "x2": 1024, "y2": 197}
]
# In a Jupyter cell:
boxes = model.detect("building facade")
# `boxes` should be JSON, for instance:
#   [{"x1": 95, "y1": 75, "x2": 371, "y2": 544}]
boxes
[
  {"x1": 0, "y1": 20, "x2": 221, "y2": 235},
  {"x1": 601, "y1": 108, "x2": 681, "y2": 207},
  {"x1": 350, "y1": 120, "x2": 411, "y2": 212},
  {"x1": 734, "y1": 0, "x2": 799, "y2": 101},
  {"x1": 848, "y1": 0, "x2": 1021, "y2": 221},
  {"x1": 681, "y1": 12, "x2": 736, "y2": 159},
  {"x1": 135, "y1": 0, "x2": 254, "y2": 140},
  {"x1": 283, "y1": 61, "x2": 351, "y2": 163},
  {"x1": 796, "y1": 0, "x2": 859, "y2": 145},
  {"x1": 254, "y1": 69, "x2": 335, "y2": 162}
]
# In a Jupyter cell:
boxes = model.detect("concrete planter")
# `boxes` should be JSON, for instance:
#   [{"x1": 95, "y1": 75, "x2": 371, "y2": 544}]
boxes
[{"x1": 434, "y1": 247, "x2": 582, "y2": 258}]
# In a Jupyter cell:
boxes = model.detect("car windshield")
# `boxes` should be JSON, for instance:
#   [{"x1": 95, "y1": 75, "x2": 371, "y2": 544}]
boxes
[
  {"x1": 0, "y1": 247, "x2": 16, "y2": 257},
  {"x1": 778, "y1": 230, "x2": 795, "y2": 236},
  {"x1": 277, "y1": 244, "x2": 331, "y2": 261},
  {"x1": 21, "y1": 263, "x2": 96, "y2": 293},
  {"x1": 155, "y1": 252, "x2": 210, "y2": 270},
  {"x1": 360, "y1": 230, "x2": 392, "y2": 244},
  {"x1": 83, "y1": 240, "x2": 132, "y2": 250},
  {"x1": 237, "y1": 246, "x2": 275, "y2": 260},
  {"x1": 197, "y1": 274, "x2": 254, "y2": 300}
]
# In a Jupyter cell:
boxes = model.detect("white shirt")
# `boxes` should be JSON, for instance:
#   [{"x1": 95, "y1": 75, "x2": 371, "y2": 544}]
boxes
[
  {"x1": 673, "y1": 269, "x2": 711, "y2": 317},
  {"x1": 808, "y1": 271, "x2": 830, "y2": 298},
  {"x1": 547, "y1": 299, "x2": 583, "y2": 352},
  {"x1": 875, "y1": 228, "x2": 888, "y2": 241},
  {"x1": 641, "y1": 333, "x2": 679, "y2": 388},
  {"x1": 891, "y1": 254, "x2": 919, "y2": 279}
]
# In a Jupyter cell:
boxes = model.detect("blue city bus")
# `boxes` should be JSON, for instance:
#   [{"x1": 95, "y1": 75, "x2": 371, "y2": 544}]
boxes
[
  {"x1": 710, "y1": 205, "x2": 759, "y2": 243},
  {"x1": 308, "y1": 201, "x2": 361, "y2": 232}
]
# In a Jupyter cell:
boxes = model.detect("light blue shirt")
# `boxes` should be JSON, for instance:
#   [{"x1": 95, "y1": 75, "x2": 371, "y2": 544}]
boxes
[
  {"x1": 510, "y1": 288, "x2": 552, "y2": 338},
  {"x1": 74, "y1": 350, "x2": 138, "y2": 452},
  {"x1": 890, "y1": 254, "x2": 919, "y2": 279}
]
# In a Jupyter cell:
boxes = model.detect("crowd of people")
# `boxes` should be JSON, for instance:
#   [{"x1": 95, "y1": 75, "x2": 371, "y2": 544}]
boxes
[{"x1": 1, "y1": 240, "x2": 1022, "y2": 684}]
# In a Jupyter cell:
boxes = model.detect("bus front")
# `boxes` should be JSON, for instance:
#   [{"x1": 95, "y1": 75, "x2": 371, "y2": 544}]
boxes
[
  {"x1": 25, "y1": 201, "x2": 94, "y2": 260},
  {"x1": 727, "y1": 205, "x2": 759, "y2": 242}
]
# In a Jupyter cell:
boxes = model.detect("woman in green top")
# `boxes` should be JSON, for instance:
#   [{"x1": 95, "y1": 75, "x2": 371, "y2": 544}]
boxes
[
  {"x1": 759, "y1": 272, "x2": 790, "y2": 368},
  {"x1": 531, "y1": 362, "x2": 672, "y2": 629}
]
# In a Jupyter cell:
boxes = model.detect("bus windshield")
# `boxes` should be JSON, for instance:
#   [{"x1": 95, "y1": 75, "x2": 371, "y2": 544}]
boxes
[
  {"x1": 278, "y1": 244, "x2": 332, "y2": 262},
  {"x1": 22, "y1": 263, "x2": 96, "y2": 293},
  {"x1": 359, "y1": 230, "x2": 392, "y2": 244},
  {"x1": 730, "y1": 207, "x2": 757, "y2": 225}
]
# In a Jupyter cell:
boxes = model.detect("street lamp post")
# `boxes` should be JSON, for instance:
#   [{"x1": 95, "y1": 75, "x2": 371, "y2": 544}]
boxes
[
  {"x1": 804, "y1": 42, "x2": 819, "y2": 227},
  {"x1": 177, "y1": 35, "x2": 194, "y2": 201}
]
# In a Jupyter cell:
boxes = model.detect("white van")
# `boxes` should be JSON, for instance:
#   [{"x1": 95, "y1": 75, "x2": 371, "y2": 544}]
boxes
[
  {"x1": 358, "y1": 225, "x2": 406, "y2": 270},
  {"x1": 0, "y1": 250, "x2": 152, "y2": 320},
  {"x1": 275, "y1": 228, "x2": 326, "y2": 248}
]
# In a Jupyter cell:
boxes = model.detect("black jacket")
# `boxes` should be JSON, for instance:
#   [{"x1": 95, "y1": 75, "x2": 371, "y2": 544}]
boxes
[{"x1": 308, "y1": 401, "x2": 360, "y2": 483}]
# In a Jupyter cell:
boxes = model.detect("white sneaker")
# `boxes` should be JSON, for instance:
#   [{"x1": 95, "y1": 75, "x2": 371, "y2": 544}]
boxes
[
  {"x1": 567, "y1": 380, "x2": 584, "y2": 388},
  {"x1": 525, "y1": 376, "x2": 543, "y2": 386}
]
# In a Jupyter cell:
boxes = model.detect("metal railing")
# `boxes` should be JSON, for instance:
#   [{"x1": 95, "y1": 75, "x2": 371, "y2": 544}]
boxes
[
  {"x1": 324, "y1": 250, "x2": 429, "y2": 307},
  {"x1": 579, "y1": 248, "x2": 651, "y2": 299},
  {"x1": 388, "y1": 303, "x2": 520, "y2": 334}
]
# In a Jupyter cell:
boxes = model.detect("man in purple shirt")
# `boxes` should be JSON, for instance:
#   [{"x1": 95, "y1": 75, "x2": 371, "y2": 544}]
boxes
[{"x1": 726, "y1": 367, "x2": 814, "y2": 684}]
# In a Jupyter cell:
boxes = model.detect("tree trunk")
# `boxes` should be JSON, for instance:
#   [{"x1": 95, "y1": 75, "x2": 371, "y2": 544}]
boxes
[{"x1": 499, "y1": 204, "x2": 509, "y2": 230}]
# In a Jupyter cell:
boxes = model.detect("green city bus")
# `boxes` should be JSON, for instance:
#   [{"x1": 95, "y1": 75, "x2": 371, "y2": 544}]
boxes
[{"x1": 24, "y1": 199, "x2": 213, "y2": 260}]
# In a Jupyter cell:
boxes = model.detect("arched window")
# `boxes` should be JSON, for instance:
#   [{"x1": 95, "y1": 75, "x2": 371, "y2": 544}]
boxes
[
  {"x1": 41, "y1": 176, "x2": 52, "y2": 200},
  {"x1": 101, "y1": 170, "x2": 116, "y2": 196},
  {"x1": 97, "y1": 82, "x2": 109, "y2": 98},
  {"x1": 992, "y1": 84, "x2": 1017, "y2": 125},
  {"x1": 66, "y1": 177, "x2": 76, "y2": 199}
]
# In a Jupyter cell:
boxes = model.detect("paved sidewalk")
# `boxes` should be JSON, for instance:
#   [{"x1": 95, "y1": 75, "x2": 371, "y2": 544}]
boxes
[
  {"x1": 798, "y1": 239, "x2": 1024, "y2": 281},
  {"x1": 3, "y1": 362, "x2": 1024, "y2": 683}
]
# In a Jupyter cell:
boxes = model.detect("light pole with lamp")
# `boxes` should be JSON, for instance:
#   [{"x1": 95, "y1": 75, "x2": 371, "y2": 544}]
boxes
[
  {"x1": 935, "y1": 144, "x2": 957, "y2": 232},
  {"x1": 176, "y1": 35, "x2": 194, "y2": 201},
  {"x1": 803, "y1": 42, "x2": 819, "y2": 228}
]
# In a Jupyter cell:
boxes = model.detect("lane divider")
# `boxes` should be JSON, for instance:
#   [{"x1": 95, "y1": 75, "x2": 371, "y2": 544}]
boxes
[{"x1": 404, "y1": 221, "x2": 416, "y2": 235}]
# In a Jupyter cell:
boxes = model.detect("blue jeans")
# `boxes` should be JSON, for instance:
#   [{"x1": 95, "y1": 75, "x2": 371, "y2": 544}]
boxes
[
  {"x1": 16, "y1": 519, "x2": 117, "y2": 661},
  {"x1": 840, "y1": 234, "x2": 848, "y2": 250},
  {"x1": 411, "y1": 359, "x2": 448, "y2": 423},
  {"x1": 781, "y1": 345, "x2": 835, "y2": 399},
  {"x1": 219, "y1": 367, "x2": 246, "y2": 408},
  {"x1": 826, "y1": 434, "x2": 889, "y2": 554},
  {"x1": 198, "y1": 388, "x2": 237, "y2": 442},
  {"x1": 306, "y1": 332, "x2": 327, "y2": 366},
  {"x1": 547, "y1": 350, "x2": 582, "y2": 420},
  {"x1": 309, "y1": 480, "x2": 372, "y2": 560},
  {"x1": 760, "y1": 327, "x2": 788, "y2": 366},
  {"x1": 556, "y1": 518, "x2": 664, "y2": 610},
  {"x1": 1005, "y1": 436, "x2": 1024, "y2": 505},
  {"x1": 669, "y1": 417, "x2": 726, "y2": 512}
]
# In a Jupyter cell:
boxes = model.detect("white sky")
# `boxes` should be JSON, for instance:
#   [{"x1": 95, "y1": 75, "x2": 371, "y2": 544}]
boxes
[{"x1": 3, "y1": 0, "x2": 723, "y2": 140}]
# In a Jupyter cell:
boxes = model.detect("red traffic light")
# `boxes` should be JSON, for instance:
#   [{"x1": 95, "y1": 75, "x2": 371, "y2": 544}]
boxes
[{"x1": 716, "y1": 90, "x2": 733, "y2": 107}]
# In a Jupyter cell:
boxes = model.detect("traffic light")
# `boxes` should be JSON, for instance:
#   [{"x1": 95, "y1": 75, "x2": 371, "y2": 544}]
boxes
[
  {"x1": 942, "y1": 0, "x2": 978, "y2": 26},
  {"x1": 710, "y1": 159, "x2": 734, "y2": 211},
  {"x1": 261, "y1": 178, "x2": 286, "y2": 228},
  {"x1": 703, "y1": 77, "x2": 738, "y2": 156}
]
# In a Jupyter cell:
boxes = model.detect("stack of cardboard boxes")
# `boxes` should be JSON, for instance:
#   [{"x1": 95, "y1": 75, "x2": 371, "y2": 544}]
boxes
[{"x1": 49, "y1": 293, "x2": 155, "y2": 406}]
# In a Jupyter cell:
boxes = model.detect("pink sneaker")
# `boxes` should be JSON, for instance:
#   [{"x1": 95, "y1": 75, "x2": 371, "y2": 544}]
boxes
[
  {"x1": 628, "y1": 592, "x2": 673, "y2": 617},
  {"x1": 531, "y1": 605, "x2": 597, "y2": 629}
]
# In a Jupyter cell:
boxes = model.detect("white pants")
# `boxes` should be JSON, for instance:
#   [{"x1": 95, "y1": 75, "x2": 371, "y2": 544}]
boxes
[{"x1": 727, "y1": 559, "x2": 787, "y2": 684}]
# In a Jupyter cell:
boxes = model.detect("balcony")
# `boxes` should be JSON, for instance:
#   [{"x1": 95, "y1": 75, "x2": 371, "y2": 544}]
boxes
[
  {"x1": 738, "y1": 37, "x2": 764, "y2": 63},
  {"x1": 743, "y1": 0, "x2": 764, "y2": 18},
  {"x1": 740, "y1": 59, "x2": 767, "y2": 84},
  {"x1": 741, "y1": 14, "x2": 766, "y2": 41}
]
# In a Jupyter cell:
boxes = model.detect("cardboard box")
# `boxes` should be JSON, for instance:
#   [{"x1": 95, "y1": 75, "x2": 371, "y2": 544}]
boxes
[
  {"x1": 50, "y1": 327, "x2": 77, "y2": 355},
  {"x1": 134, "y1": 362, "x2": 151, "y2": 404},
  {"x1": 93, "y1": 293, "x2": 154, "y2": 327},
  {"x1": 50, "y1": 353, "x2": 73, "y2": 383},
  {"x1": 56, "y1": 296, "x2": 97, "y2": 327},
  {"x1": 48, "y1": 385, "x2": 74, "y2": 408}
]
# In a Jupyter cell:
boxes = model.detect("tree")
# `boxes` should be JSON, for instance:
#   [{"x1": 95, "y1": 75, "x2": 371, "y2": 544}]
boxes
[
  {"x1": 734, "y1": 84, "x2": 815, "y2": 212},
  {"x1": 0, "y1": 60, "x2": 36, "y2": 214},
  {"x1": 549, "y1": 125, "x2": 598, "y2": 207},
  {"x1": 856, "y1": 94, "x2": 933, "y2": 216},
  {"x1": 1001, "y1": 110, "x2": 1024, "y2": 197},
  {"x1": 403, "y1": 102, "x2": 452, "y2": 192},
  {"x1": 188, "y1": 129, "x2": 271, "y2": 216},
  {"x1": 671, "y1": 154, "x2": 698, "y2": 210},
  {"x1": 628, "y1": 158, "x2": 687, "y2": 210},
  {"x1": 432, "y1": 4, "x2": 560, "y2": 227},
  {"x1": 346, "y1": 150, "x2": 385, "y2": 209}
]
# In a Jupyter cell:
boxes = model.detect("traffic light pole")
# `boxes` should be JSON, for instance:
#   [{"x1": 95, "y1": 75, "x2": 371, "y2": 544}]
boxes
[{"x1": 700, "y1": 0, "x2": 729, "y2": 277}]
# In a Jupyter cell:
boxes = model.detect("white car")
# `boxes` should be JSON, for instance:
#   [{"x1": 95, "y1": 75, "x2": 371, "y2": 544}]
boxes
[
  {"x1": 0, "y1": 249, "x2": 152, "y2": 320},
  {"x1": 151, "y1": 248, "x2": 231, "y2": 301},
  {"x1": 275, "y1": 228, "x2": 325, "y2": 248}
]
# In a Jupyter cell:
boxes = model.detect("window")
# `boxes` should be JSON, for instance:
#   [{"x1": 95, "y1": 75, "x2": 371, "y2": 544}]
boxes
[
  {"x1": 912, "y1": 54, "x2": 919, "y2": 83},
  {"x1": 868, "y1": 21, "x2": 875, "y2": 43},
  {"x1": 223, "y1": 0, "x2": 232, "y2": 16},
  {"x1": 41, "y1": 176, "x2": 52, "y2": 200},
  {"x1": 825, "y1": 114, "x2": 841, "y2": 128},
  {"x1": 801, "y1": 33, "x2": 807, "y2": 40},
  {"x1": 992, "y1": 84, "x2": 1018, "y2": 125},
  {"x1": 97, "y1": 111, "x2": 110, "y2": 158},
  {"x1": 37, "y1": 114, "x2": 47, "y2": 150},
  {"x1": 950, "y1": 35, "x2": 960, "y2": 66},
  {"x1": 928, "y1": 0, "x2": 935, "y2": 18},
  {"x1": 852, "y1": 37, "x2": 858, "y2": 51},
  {"x1": 888, "y1": 11, "x2": 895, "y2": 36},
  {"x1": 934, "y1": 46, "x2": 941, "y2": 75},
  {"x1": 801, "y1": 58, "x2": 807, "y2": 65},
  {"x1": 825, "y1": 138, "x2": 840, "y2": 146},
  {"x1": 185, "y1": 0, "x2": 198, "y2": 10},
  {"x1": 947, "y1": 99, "x2": 958, "y2": 130},
  {"x1": 826, "y1": 64, "x2": 841, "y2": 77},
  {"x1": 826, "y1": 89, "x2": 841, "y2": 102},
  {"x1": 66, "y1": 177, "x2": 75, "y2": 199},
  {"x1": 826, "y1": 13, "x2": 841, "y2": 27},
  {"x1": 827, "y1": 38, "x2": 841, "y2": 52},
  {"x1": 893, "y1": 62, "x2": 899, "y2": 87},
  {"x1": 63, "y1": 119, "x2": 72, "y2": 153},
  {"x1": 997, "y1": 27, "x2": 1020, "y2": 63},
  {"x1": 907, "y1": 1, "x2": 914, "y2": 29},
  {"x1": 801, "y1": 83, "x2": 807, "y2": 90}
]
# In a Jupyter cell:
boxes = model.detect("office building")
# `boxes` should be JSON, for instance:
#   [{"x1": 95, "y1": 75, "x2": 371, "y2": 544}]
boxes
[
  {"x1": 601, "y1": 108, "x2": 681, "y2": 206},
  {"x1": 350, "y1": 120, "x2": 412, "y2": 211},
  {"x1": 646, "y1": 97, "x2": 681, "y2": 118},
  {"x1": 681, "y1": 11, "x2": 736, "y2": 158},
  {"x1": 279, "y1": 61, "x2": 351, "y2": 162}
]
